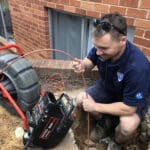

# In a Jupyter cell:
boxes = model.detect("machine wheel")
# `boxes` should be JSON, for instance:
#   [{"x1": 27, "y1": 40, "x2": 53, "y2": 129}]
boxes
[{"x1": 0, "y1": 54, "x2": 41, "y2": 112}]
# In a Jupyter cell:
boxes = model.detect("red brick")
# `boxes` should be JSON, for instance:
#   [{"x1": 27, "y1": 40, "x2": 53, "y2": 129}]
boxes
[
  {"x1": 88, "y1": 0, "x2": 102, "y2": 2},
  {"x1": 103, "y1": 0, "x2": 119, "y2": 5},
  {"x1": 145, "y1": 31, "x2": 150, "y2": 39},
  {"x1": 126, "y1": 17, "x2": 134, "y2": 26},
  {"x1": 45, "y1": 2, "x2": 56, "y2": 8},
  {"x1": 64, "y1": 5, "x2": 76, "y2": 13},
  {"x1": 148, "y1": 11, "x2": 150, "y2": 20},
  {"x1": 135, "y1": 28, "x2": 145, "y2": 37},
  {"x1": 110, "y1": 6, "x2": 126, "y2": 15},
  {"x1": 56, "y1": 4, "x2": 64, "y2": 11},
  {"x1": 134, "y1": 37, "x2": 150, "y2": 48},
  {"x1": 86, "y1": 10, "x2": 100, "y2": 18},
  {"x1": 127, "y1": 8, "x2": 147, "y2": 19},
  {"x1": 81, "y1": 1, "x2": 95, "y2": 10},
  {"x1": 94, "y1": 3, "x2": 110, "y2": 13},
  {"x1": 69, "y1": 0, "x2": 81, "y2": 7},
  {"x1": 135, "y1": 19, "x2": 150, "y2": 30},
  {"x1": 26, "y1": 2, "x2": 31, "y2": 7},
  {"x1": 75, "y1": 8, "x2": 86, "y2": 15},
  {"x1": 140, "y1": 0, "x2": 150, "y2": 9},
  {"x1": 57, "y1": 0, "x2": 69, "y2": 5},
  {"x1": 119, "y1": 0, "x2": 138, "y2": 8},
  {"x1": 142, "y1": 47, "x2": 150, "y2": 58},
  {"x1": 32, "y1": 14, "x2": 39, "y2": 19}
]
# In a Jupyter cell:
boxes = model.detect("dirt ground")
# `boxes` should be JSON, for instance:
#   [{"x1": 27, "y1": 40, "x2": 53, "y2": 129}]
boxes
[
  {"x1": 0, "y1": 105, "x2": 23, "y2": 150},
  {"x1": 0, "y1": 87, "x2": 150, "y2": 150},
  {"x1": 0, "y1": 104, "x2": 78, "y2": 150},
  {"x1": 0, "y1": 89, "x2": 83, "y2": 150}
]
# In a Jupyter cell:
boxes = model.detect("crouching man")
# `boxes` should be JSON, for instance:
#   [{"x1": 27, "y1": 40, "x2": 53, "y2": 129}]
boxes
[{"x1": 72, "y1": 13, "x2": 150, "y2": 149}]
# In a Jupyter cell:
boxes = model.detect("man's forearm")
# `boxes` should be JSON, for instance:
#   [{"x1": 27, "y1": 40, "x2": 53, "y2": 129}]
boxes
[{"x1": 94, "y1": 102, "x2": 137, "y2": 116}]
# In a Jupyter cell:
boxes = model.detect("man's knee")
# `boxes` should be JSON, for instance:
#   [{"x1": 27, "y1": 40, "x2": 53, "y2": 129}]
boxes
[
  {"x1": 115, "y1": 114, "x2": 140, "y2": 143},
  {"x1": 116, "y1": 114, "x2": 140, "y2": 136},
  {"x1": 115, "y1": 125, "x2": 132, "y2": 138}
]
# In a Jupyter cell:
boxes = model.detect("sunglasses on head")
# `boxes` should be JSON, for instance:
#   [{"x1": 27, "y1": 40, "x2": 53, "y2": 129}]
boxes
[{"x1": 93, "y1": 19, "x2": 126, "y2": 35}]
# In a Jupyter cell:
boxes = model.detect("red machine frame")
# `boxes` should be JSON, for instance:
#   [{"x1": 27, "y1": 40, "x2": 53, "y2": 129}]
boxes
[{"x1": 0, "y1": 44, "x2": 28, "y2": 130}]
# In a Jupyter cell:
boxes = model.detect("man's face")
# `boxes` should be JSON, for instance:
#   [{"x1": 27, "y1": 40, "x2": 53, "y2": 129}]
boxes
[{"x1": 93, "y1": 33, "x2": 125, "y2": 61}]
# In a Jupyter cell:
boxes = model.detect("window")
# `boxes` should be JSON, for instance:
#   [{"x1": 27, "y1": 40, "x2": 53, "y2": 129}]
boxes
[
  {"x1": 0, "y1": 0, "x2": 14, "y2": 41},
  {"x1": 48, "y1": 9, "x2": 93, "y2": 60},
  {"x1": 48, "y1": 9, "x2": 135, "y2": 60}
]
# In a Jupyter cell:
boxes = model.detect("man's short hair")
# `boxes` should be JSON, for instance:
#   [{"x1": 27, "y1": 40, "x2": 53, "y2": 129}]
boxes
[{"x1": 93, "y1": 13, "x2": 127, "y2": 41}]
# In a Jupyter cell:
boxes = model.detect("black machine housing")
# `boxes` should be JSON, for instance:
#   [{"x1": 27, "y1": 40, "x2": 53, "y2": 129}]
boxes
[{"x1": 23, "y1": 91, "x2": 74, "y2": 148}]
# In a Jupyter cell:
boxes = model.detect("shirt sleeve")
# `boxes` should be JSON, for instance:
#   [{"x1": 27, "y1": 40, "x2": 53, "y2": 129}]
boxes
[
  {"x1": 123, "y1": 68, "x2": 149, "y2": 108},
  {"x1": 87, "y1": 47, "x2": 97, "y2": 65}
]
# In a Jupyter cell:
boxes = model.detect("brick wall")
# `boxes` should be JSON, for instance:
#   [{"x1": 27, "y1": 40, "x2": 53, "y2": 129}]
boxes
[
  {"x1": 8, "y1": 0, "x2": 150, "y2": 58},
  {"x1": 29, "y1": 58, "x2": 99, "y2": 90},
  {"x1": 9, "y1": 0, "x2": 50, "y2": 58}
]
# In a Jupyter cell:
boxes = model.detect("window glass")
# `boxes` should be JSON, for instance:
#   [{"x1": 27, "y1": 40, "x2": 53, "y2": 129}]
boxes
[
  {"x1": 0, "y1": 0, "x2": 14, "y2": 41},
  {"x1": 49, "y1": 9, "x2": 93, "y2": 60},
  {"x1": 127, "y1": 26, "x2": 135, "y2": 42}
]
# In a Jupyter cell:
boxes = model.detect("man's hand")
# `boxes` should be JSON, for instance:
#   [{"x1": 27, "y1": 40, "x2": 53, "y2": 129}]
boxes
[
  {"x1": 76, "y1": 92, "x2": 87, "y2": 106},
  {"x1": 72, "y1": 57, "x2": 95, "y2": 74},
  {"x1": 72, "y1": 58, "x2": 85, "y2": 73},
  {"x1": 82, "y1": 96, "x2": 97, "y2": 112}
]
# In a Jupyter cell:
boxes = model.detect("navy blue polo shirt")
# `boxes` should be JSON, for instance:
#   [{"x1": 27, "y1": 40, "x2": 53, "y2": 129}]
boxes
[{"x1": 87, "y1": 40, "x2": 150, "y2": 109}]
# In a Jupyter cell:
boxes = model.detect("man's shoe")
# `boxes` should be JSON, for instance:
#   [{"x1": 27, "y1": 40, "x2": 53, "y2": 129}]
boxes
[
  {"x1": 90, "y1": 115, "x2": 119, "y2": 143},
  {"x1": 97, "y1": 137, "x2": 123, "y2": 150},
  {"x1": 107, "y1": 140, "x2": 122, "y2": 150},
  {"x1": 96, "y1": 137, "x2": 122, "y2": 150},
  {"x1": 90, "y1": 123, "x2": 106, "y2": 143}
]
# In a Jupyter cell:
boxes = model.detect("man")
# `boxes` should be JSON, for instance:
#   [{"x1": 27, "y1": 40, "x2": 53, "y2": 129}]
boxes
[{"x1": 72, "y1": 13, "x2": 150, "y2": 149}]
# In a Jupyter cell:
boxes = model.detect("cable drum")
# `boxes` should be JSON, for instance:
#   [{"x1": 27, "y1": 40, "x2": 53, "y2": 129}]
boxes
[{"x1": 0, "y1": 53, "x2": 41, "y2": 112}]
